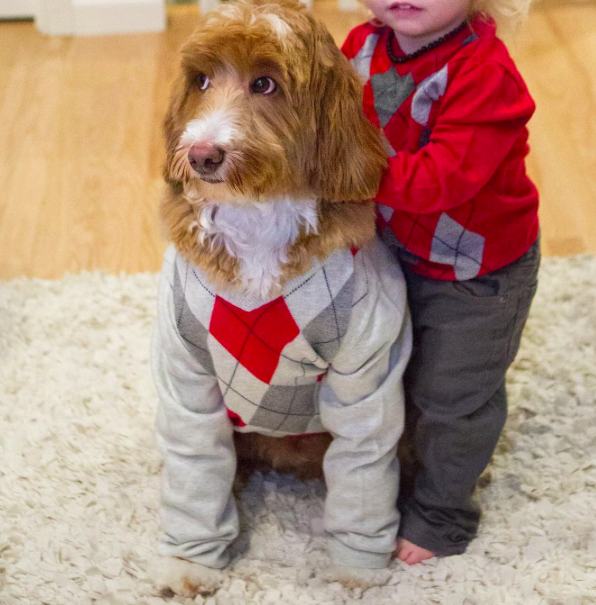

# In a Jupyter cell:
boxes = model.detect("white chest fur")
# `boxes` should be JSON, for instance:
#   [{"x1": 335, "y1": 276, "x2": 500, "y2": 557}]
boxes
[{"x1": 196, "y1": 198, "x2": 318, "y2": 298}]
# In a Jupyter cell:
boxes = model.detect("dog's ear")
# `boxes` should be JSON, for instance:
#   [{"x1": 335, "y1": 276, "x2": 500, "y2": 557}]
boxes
[
  {"x1": 308, "y1": 24, "x2": 387, "y2": 202},
  {"x1": 162, "y1": 72, "x2": 190, "y2": 185}
]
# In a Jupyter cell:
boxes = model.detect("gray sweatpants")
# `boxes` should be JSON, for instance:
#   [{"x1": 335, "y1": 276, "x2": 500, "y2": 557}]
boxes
[{"x1": 397, "y1": 240, "x2": 540, "y2": 556}]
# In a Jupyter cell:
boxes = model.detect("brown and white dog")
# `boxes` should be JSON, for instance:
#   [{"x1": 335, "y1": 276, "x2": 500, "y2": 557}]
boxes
[{"x1": 148, "y1": 0, "x2": 408, "y2": 596}]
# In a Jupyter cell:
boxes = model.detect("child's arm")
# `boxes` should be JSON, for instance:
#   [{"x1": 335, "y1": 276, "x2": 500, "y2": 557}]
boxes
[
  {"x1": 341, "y1": 22, "x2": 380, "y2": 63},
  {"x1": 377, "y1": 62, "x2": 535, "y2": 214}
]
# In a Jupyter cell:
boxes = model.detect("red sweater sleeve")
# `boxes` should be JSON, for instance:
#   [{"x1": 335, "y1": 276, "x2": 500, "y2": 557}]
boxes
[
  {"x1": 341, "y1": 26, "x2": 359, "y2": 59},
  {"x1": 377, "y1": 61, "x2": 535, "y2": 214}
]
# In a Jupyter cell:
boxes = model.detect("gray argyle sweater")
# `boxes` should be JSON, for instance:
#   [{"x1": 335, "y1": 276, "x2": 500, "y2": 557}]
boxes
[{"x1": 152, "y1": 239, "x2": 412, "y2": 569}]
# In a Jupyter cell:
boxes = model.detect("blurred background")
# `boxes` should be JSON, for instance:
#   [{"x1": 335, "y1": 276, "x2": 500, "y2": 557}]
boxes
[{"x1": 0, "y1": 0, "x2": 594, "y2": 279}]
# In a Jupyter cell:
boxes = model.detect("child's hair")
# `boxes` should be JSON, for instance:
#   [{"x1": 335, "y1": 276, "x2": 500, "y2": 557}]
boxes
[{"x1": 471, "y1": 0, "x2": 533, "y2": 36}]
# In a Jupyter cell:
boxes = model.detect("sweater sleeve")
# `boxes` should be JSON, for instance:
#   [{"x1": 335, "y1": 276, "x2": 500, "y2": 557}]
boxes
[
  {"x1": 377, "y1": 61, "x2": 536, "y2": 214},
  {"x1": 341, "y1": 22, "x2": 380, "y2": 60},
  {"x1": 340, "y1": 25, "x2": 358, "y2": 59},
  {"x1": 318, "y1": 240, "x2": 412, "y2": 569},
  {"x1": 151, "y1": 249, "x2": 238, "y2": 569}
]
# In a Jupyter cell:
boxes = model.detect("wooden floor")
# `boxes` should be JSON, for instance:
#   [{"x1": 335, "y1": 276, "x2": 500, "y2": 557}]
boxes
[{"x1": 1, "y1": 1, "x2": 595, "y2": 279}]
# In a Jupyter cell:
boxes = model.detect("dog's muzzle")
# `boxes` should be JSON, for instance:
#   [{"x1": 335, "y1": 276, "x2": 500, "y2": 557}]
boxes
[{"x1": 188, "y1": 143, "x2": 225, "y2": 183}]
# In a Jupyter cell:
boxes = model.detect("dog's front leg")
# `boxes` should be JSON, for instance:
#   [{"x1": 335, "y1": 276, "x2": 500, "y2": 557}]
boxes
[
  {"x1": 150, "y1": 257, "x2": 239, "y2": 597},
  {"x1": 316, "y1": 243, "x2": 413, "y2": 585}
]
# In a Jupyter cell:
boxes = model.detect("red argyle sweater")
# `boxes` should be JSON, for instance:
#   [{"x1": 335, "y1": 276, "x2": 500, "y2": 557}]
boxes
[{"x1": 342, "y1": 17, "x2": 540, "y2": 280}]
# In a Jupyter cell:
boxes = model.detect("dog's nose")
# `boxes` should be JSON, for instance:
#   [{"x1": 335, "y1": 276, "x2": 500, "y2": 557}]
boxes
[{"x1": 188, "y1": 144, "x2": 225, "y2": 175}]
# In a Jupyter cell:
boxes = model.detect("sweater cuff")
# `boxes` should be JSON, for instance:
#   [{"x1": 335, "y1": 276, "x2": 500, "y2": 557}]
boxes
[
  {"x1": 157, "y1": 540, "x2": 230, "y2": 570},
  {"x1": 327, "y1": 536, "x2": 392, "y2": 569}
]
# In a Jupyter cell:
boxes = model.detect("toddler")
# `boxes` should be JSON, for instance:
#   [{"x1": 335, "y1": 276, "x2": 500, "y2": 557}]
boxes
[{"x1": 342, "y1": 0, "x2": 540, "y2": 565}]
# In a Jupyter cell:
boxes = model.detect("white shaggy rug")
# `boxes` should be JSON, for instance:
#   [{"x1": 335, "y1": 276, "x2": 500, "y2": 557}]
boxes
[{"x1": 1, "y1": 256, "x2": 595, "y2": 605}]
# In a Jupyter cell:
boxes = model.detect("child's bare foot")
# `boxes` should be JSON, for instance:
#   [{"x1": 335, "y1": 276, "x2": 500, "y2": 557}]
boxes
[{"x1": 395, "y1": 538, "x2": 435, "y2": 565}]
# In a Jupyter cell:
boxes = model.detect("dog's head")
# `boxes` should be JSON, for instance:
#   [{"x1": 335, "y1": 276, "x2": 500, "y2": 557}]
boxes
[{"x1": 164, "y1": 0, "x2": 386, "y2": 203}]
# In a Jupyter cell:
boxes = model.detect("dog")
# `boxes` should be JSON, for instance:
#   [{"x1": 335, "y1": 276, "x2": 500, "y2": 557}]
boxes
[{"x1": 149, "y1": 0, "x2": 412, "y2": 596}]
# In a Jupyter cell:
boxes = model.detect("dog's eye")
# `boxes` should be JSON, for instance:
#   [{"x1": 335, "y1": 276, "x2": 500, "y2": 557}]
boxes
[
  {"x1": 250, "y1": 77, "x2": 277, "y2": 95},
  {"x1": 196, "y1": 73, "x2": 210, "y2": 91}
]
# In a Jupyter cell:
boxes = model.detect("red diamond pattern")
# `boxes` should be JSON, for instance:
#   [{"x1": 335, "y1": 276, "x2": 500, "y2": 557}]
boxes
[
  {"x1": 226, "y1": 407, "x2": 246, "y2": 427},
  {"x1": 209, "y1": 296, "x2": 300, "y2": 384}
]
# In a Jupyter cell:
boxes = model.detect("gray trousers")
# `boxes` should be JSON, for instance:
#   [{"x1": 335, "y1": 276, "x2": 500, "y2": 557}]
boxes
[{"x1": 397, "y1": 240, "x2": 540, "y2": 555}]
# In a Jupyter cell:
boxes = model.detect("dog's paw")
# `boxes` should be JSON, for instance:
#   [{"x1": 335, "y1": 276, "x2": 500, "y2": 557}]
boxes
[
  {"x1": 148, "y1": 555, "x2": 224, "y2": 597},
  {"x1": 319, "y1": 565, "x2": 392, "y2": 589}
]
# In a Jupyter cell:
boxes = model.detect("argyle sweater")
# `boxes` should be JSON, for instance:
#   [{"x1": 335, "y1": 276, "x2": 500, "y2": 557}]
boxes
[
  {"x1": 342, "y1": 17, "x2": 540, "y2": 280},
  {"x1": 152, "y1": 241, "x2": 412, "y2": 569}
]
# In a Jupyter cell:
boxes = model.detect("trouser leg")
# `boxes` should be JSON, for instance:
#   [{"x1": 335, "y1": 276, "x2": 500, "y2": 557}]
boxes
[
  {"x1": 397, "y1": 241, "x2": 540, "y2": 555},
  {"x1": 399, "y1": 381, "x2": 508, "y2": 554}
]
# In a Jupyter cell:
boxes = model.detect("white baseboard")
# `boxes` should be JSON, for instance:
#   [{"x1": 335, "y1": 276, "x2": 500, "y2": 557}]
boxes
[
  {"x1": 73, "y1": 0, "x2": 166, "y2": 35},
  {"x1": 36, "y1": 0, "x2": 166, "y2": 35},
  {"x1": 0, "y1": 0, "x2": 35, "y2": 19},
  {"x1": 36, "y1": 0, "x2": 74, "y2": 34}
]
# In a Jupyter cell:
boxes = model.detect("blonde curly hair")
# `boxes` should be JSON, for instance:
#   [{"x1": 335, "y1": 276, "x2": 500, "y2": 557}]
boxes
[{"x1": 471, "y1": 0, "x2": 533, "y2": 35}]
